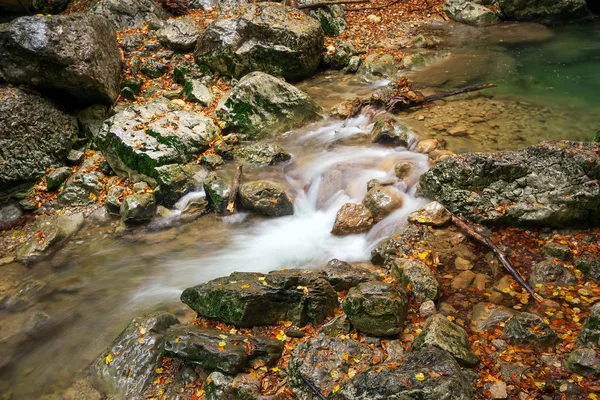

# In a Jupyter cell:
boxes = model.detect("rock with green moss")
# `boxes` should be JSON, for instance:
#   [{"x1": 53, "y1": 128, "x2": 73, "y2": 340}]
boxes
[
  {"x1": 443, "y1": 0, "x2": 500, "y2": 26},
  {"x1": 239, "y1": 180, "x2": 294, "y2": 217},
  {"x1": 180, "y1": 270, "x2": 338, "y2": 327},
  {"x1": 96, "y1": 99, "x2": 219, "y2": 185},
  {"x1": 203, "y1": 170, "x2": 232, "y2": 214},
  {"x1": 565, "y1": 348, "x2": 600, "y2": 377},
  {"x1": 216, "y1": 72, "x2": 322, "y2": 139},
  {"x1": 392, "y1": 259, "x2": 439, "y2": 302},
  {"x1": 303, "y1": 3, "x2": 348, "y2": 36},
  {"x1": 497, "y1": 0, "x2": 588, "y2": 23},
  {"x1": 342, "y1": 281, "x2": 408, "y2": 336},
  {"x1": 331, "y1": 346, "x2": 474, "y2": 400},
  {"x1": 154, "y1": 163, "x2": 207, "y2": 207},
  {"x1": 16, "y1": 213, "x2": 84, "y2": 264},
  {"x1": 357, "y1": 54, "x2": 399, "y2": 83},
  {"x1": 200, "y1": 154, "x2": 223, "y2": 169},
  {"x1": 503, "y1": 312, "x2": 558, "y2": 348},
  {"x1": 120, "y1": 193, "x2": 157, "y2": 223},
  {"x1": 414, "y1": 314, "x2": 479, "y2": 367},
  {"x1": 93, "y1": 312, "x2": 179, "y2": 399},
  {"x1": 400, "y1": 51, "x2": 448, "y2": 70},
  {"x1": 233, "y1": 143, "x2": 292, "y2": 166},
  {"x1": 183, "y1": 79, "x2": 214, "y2": 105},
  {"x1": 46, "y1": 167, "x2": 72, "y2": 192},
  {"x1": 577, "y1": 302, "x2": 600, "y2": 347},
  {"x1": 195, "y1": 2, "x2": 323, "y2": 81}
]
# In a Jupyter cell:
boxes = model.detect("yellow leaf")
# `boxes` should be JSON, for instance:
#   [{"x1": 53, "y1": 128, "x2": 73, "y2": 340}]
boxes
[
  {"x1": 284, "y1": 321, "x2": 293, "y2": 327},
  {"x1": 276, "y1": 330, "x2": 287, "y2": 341},
  {"x1": 155, "y1": 368, "x2": 163, "y2": 374},
  {"x1": 332, "y1": 385, "x2": 340, "y2": 394},
  {"x1": 241, "y1": 284, "x2": 250, "y2": 289},
  {"x1": 589, "y1": 394, "x2": 598, "y2": 400},
  {"x1": 415, "y1": 372, "x2": 426, "y2": 381},
  {"x1": 218, "y1": 341, "x2": 227, "y2": 347},
  {"x1": 219, "y1": 334, "x2": 228, "y2": 339},
  {"x1": 502, "y1": 287, "x2": 511, "y2": 293},
  {"x1": 105, "y1": 354, "x2": 114, "y2": 364},
  {"x1": 175, "y1": 337, "x2": 180, "y2": 342},
  {"x1": 330, "y1": 370, "x2": 339, "y2": 379}
]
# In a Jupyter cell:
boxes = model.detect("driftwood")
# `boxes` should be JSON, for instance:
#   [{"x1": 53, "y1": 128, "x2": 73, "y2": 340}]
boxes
[
  {"x1": 344, "y1": 0, "x2": 403, "y2": 12},
  {"x1": 451, "y1": 215, "x2": 544, "y2": 303},
  {"x1": 296, "y1": 0, "x2": 369, "y2": 9},
  {"x1": 226, "y1": 164, "x2": 243, "y2": 214},
  {"x1": 386, "y1": 83, "x2": 497, "y2": 112}
]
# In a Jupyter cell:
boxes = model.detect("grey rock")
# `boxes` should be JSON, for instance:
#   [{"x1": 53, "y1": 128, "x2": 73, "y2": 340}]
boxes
[
  {"x1": 205, "y1": 372, "x2": 261, "y2": 400},
  {"x1": 529, "y1": 259, "x2": 577, "y2": 287},
  {"x1": 0, "y1": 202, "x2": 22, "y2": 229},
  {"x1": 577, "y1": 302, "x2": 600, "y2": 347},
  {"x1": 46, "y1": 167, "x2": 72, "y2": 192},
  {"x1": 564, "y1": 348, "x2": 600, "y2": 377},
  {"x1": 346, "y1": 56, "x2": 361, "y2": 73},
  {"x1": 575, "y1": 252, "x2": 600, "y2": 281},
  {"x1": 183, "y1": 79, "x2": 214, "y2": 105},
  {"x1": 67, "y1": 150, "x2": 85, "y2": 165},
  {"x1": 318, "y1": 259, "x2": 375, "y2": 291},
  {"x1": 471, "y1": 302, "x2": 516, "y2": 332},
  {"x1": 88, "y1": 0, "x2": 168, "y2": 30},
  {"x1": 195, "y1": 2, "x2": 324, "y2": 81},
  {"x1": 362, "y1": 185, "x2": 403, "y2": 221},
  {"x1": 232, "y1": 143, "x2": 292, "y2": 166},
  {"x1": 141, "y1": 59, "x2": 168, "y2": 78},
  {"x1": 342, "y1": 281, "x2": 408, "y2": 336},
  {"x1": 239, "y1": 180, "x2": 294, "y2": 217},
  {"x1": 0, "y1": 14, "x2": 121, "y2": 106},
  {"x1": 451, "y1": 270, "x2": 476, "y2": 290},
  {"x1": 120, "y1": 193, "x2": 156, "y2": 223},
  {"x1": 498, "y1": 0, "x2": 588, "y2": 23},
  {"x1": 199, "y1": 153, "x2": 223, "y2": 169},
  {"x1": 420, "y1": 300, "x2": 437, "y2": 317},
  {"x1": 105, "y1": 185, "x2": 126, "y2": 215},
  {"x1": 216, "y1": 71, "x2": 322, "y2": 139},
  {"x1": 331, "y1": 203, "x2": 374, "y2": 235},
  {"x1": 0, "y1": 87, "x2": 77, "y2": 198},
  {"x1": 541, "y1": 242, "x2": 572, "y2": 260},
  {"x1": 156, "y1": 17, "x2": 201, "y2": 53},
  {"x1": 420, "y1": 141, "x2": 600, "y2": 227},
  {"x1": 154, "y1": 163, "x2": 207, "y2": 207},
  {"x1": 503, "y1": 312, "x2": 558, "y2": 347},
  {"x1": 180, "y1": 270, "x2": 338, "y2": 327},
  {"x1": 443, "y1": 0, "x2": 500, "y2": 26},
  {"x1": 77, "y1": 105, "x2": 108, "y2": 142},
  {"x1": 392, "y1": 259, "x2": 439, "y2": 302},
  {"x1": 58, "y1": 168, "x2": 105, "y2": 207}
]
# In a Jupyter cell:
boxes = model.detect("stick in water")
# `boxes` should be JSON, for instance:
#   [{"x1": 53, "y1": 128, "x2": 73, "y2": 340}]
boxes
[{"x1": 226, "y1": 164, "x2": 243, "y2": 214}]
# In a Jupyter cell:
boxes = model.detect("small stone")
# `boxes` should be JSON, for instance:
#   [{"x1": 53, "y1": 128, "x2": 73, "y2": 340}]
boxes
[
  {"x1": 451, "y1": 270, "x2": 476, "y2": 291},
  {"x1": 67, "y1": 150, "x2": 85, "y2": 165},
  {"x1": 415, "y1": 138, "x2": 445, "y2": 154},
  {"x1": 491, "y1": 339, "x2": 507, "y2": 350},
  {"x1": 394, "y1": 161, "x2": 415, "y2": 179},
  {"x1": 438, "y1": 302, "x2": 457, "y2": 317},
  {"x1": 46, "y1": 167, "x2": 72, "y2": 191},
  {"x1": 367, "y1": 14, "x2": 381, "y2": 23},
  {"x1": 346, "y1": 56, "x2": 361, "y2": 73},
  {"x1": 141, "y1": 59, "x2": 168, "y2": 78},
  {"x1": 455, "y1": 257, "x2": 473, "y2": 270},
  {"x1": 448, "y1": 126, "x2": 468, "y2": 137},
  {"x1": 503, "y1": 312, "x2": 558, "y2": 348},
  {"x1": 370, "y1": 117, "x2": 411, "y2": 146},
  {"x1": 471, "y1": 302, "x2": 515, "y2": 332},
  {"x1": 183, "y1": 79, "x2": 214, "y2": 106},
  {"x1": 132, "y1": 181, "x2": 149, "y2": 192},
  {"x1": 331, "y1": 203, "x2": 374, "y2": 235},
  {"x1": 541, "y1": 242, "x2": 572, "y2": 261},
  {"x1": 407, "y1": 201, "x2": 451, "y2": 226},
  {"x1": 120, "y1": 193, "x2": 157, "y2": 223},
  {"x1": 489, "y1": 381, "x2": 508, "y2": 399},
  {"x1": 392, "y1": 259, "x2": 439, "y2": 302},
  {"x1": 318, "y1": 259, "x2": 375, "y2": 291},
  {"x1": 472, "y1": 273, "x2": 489, "y2": 290},
  {"x1": 417, "y1": 115, "x2": 425, "y2": 121},
  {"x1": 419, "y1": 300, "x2": 436, "y2": 317}
]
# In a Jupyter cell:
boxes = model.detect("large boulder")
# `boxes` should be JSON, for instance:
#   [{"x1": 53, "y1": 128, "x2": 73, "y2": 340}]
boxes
[
  {"x1": 331, "y1": 203, "x2": 374, "y2": 235},
  {"x1": 156, "y1": 17, "x2": 201, "y2": 53},
  {"x1": 444, "y1": 0, "x2": 501, "y2": 26},
  {"x1": 93, "y1": 312, "x2": 179, "y2": 399},
  {"x1": 195, "y1": 2, "x2": 324, "y2": 81},
  {"x1": 420, "y1": 142, "x2": 600, "y2": 227},
  {"x1": 239, "y1": 180, "x2": 294, "y2": 217},
  {"x1": 181, "y1": 270, "x2": 338, "y2": 327},
  {"x1": 215, "y1": 72, "x2": 322, "y2": 139},
  {"x1": 497, "y1": 0, "x2": 588, "y2": 22},
  {"x1": 87, "y1": 0, "x2": 168, "y2": 29},
  {"x1": 0, "y1": 87, "x2": 77, "y2": 198},
  {"x1": 96, "y1": 99, "x2": 219, "y2": 185},
  {"x1": 331, "y1": 347, "x2": 474, "y2": 400},
  {"x1": 0, "y1": 14, "x2": 121, "y2": 106}
]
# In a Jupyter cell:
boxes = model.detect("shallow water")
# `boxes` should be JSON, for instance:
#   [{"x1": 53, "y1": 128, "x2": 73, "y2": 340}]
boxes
[{"x1": 2, "y1": 20, "x2": 600, "y2": 399}]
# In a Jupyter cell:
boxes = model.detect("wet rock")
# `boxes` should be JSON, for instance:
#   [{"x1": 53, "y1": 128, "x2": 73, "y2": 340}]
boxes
[
  {"x1": 239, "y1": 180, "x2": 294, "y2": 217},
  {"x1": 503, "y1": 312, "x2": 558, "y2": 347},
  {"x1": 154, "y1": 163, "x2": 207, "y2": 207},
  {"x1": 346, "y1": 56, "x2": 361, "y2": 73},
  {"x1": 16, "y1": 213, "x2": 84, "y2": 263},
  {"x1": 420, "y1": 141, "x2": 600, "y2": 227},
  {"x1": 289, "y1": 334, "x2": 378, "y2": 399},
  {"x1": 392, "y1": 259, "x2": 439, "y2": 302},
  {"x1": 394, "y1": 160, "x2": 415, "y2": 179},
  {"x1": 342, "y1": 281, "x2": 408, "y2": 336},
  {"x1": 0, "y1": 308, "x2": 52, "y2": 369},
  {"x1": 58, "y1": 166, "x2": 105, "y2": 207},
  {"x1": 564, "y1": 348, "x2": 600, "y2": 377},
  {"x1": 444, "y1": 0, "x2": 500, "y2": 26},
  {"x1": 471, "y1": 302, "x2": 516, "y2": 332},
  {"x1": 331, "y1": 203, "x2": 374, "y2": 235},
  {"x1": 195, "y1": 3, "x2": 323, "y2": 80},
  {"x1": 303, "y1": 2, "x2": 347, "y2": 36},
  {"x1": 529, "y1": 259, "x2": 577, "y2": 287},
  {"x1": 408, "y1": 201, "x2": 452, "y2": 226},
  {"x1": 181, "y1": 270, "x2": 338, "y2": 327},
  {"x1": 0, "y1": 202, "x2": 22, "y2": 229},
  {"x1": 362, "y1": 186, "x2": 403, "y2": 221},
  {"x1": 408, "y1": 34, "x2": 442, "y2": 49},
  {"x1": 415, "y1": 138, "x2": 445, "y2": 153},
  {"x1": 497, "y1": 0, "x2": 588, "y2": 23},
  {"x1": 400, "y1": 51, "x2": 448, "y2": 71},
  {"x1": 163, "y1": 324, "x2": 282, "y2": 374},
  {"x1": 78, "y1": 105, "x2": 108, "y2": 142},
  {"x1": 87, "y1": 0, "x2": 168, "y2": 29},
  {"x1": 183, "y1": 79, "x2": 214, "y2": 105},
  {"x1": 541, "y1": 242, "x2": 572, "y2": 260},
  {"x1": 318, "y1": 259, "x2": 375, "y2": 291},
  {"x1": 371, "y1": 224, "x2": 426, "y2": 267},
  {"x1": 120, "y1": 193, "x2": 157, "y2": 223},
  {"x1": 575, "y1": 252, "x2": 600, "y2": 281},
  {"x1": 179, "y1": 195, "x2": 209, "y2": 222},
  {"x1": 93, "y1": 312, "x2": 179, "y2": 399},
  {"x1": 331, "y1": 346, "x2": 474, "y2": 400},
  {"x1": 96, "y1": 99, "x2": 219, "y2": 184},
  {"x1": 357, "y1": 53, "x2": 398, "y2": 82},
  {"x1": 203, "y1": 170, "x2": 231, "y2": 214},
  {"x1": 156, "y1": 17, "x2": 200, "y2": 53},
  {"x1": 233, "y1": 143, "x2": 292, "y2": 166},
  {"x1": 370, "y1": 116, "x2": 411, "y2": 146},
  {"x1": 0, "y1": 87, "x2": 77, "y2": 198},
  {"x1": 205, "y1": 372, "x2": 261, "y2": 400},
  {"x1": 451, "y1": 270, "x2": 476, "y2": 290},
  {"x1": 577, "y1": 302, "x2": 600, "y2": 347},
  {"x1": 216, "y1": 72, "x2": 322, "y2": 139},
  {"x1": 414, "y1": 314, "x2": 479, "y2": 367},
  {"x1": 324, "y1": 40, "x2": 354, "y2": 69},
  {"x1": 0, "y1": 14, "x2": 120, "y2": 106}
]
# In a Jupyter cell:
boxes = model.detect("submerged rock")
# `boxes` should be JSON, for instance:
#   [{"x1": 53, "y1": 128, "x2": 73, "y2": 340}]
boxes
[
  {"x1": 343, "y1": 281, "x2": 408, "y2": 336},
  {"x1": 87, "y1": 0, "x2": 168, "y2": 29},
  {"x1": 529, "y1": 259, "x2": 577, "y2": 287},
  {"x1": 392, "y1": 259, "x2": 439, "y2": 302},
  {"x1": 414, "y1": 314, "x2": 479, "y2": 367},
  {"x1": 497, "y1": 0, "x2": 588, "y2": 23},
  {"x1": 195, "y1": 2, "x2": 323, "y2": 80},
  {"x1": 331, "y1": 346, "x2": 474, "y2": 400},
  {"x1": 370, "y1": 116, "x2": 411, "y2": 146},
  {"x1": 0, "y1": 87, "x2": 77, "y2": 198},
  {"x1": 420, "y1": 142, "x2": 600, "y2": 227},
  {"x1": 0, "y1": 14, "x2": 121, "y2": 106},
  {"x1": 181, "y1": 270, "x2": 338, "y2": 327},
  {"x1": 215, "y1": 72, "x2": 322, "y2": 139},
  {"x1": 93, "y1": 312, "x2": 179, "y2": 399},
  {"x1": 239, "y1": 181, "x2": 294, "y2": 217},
  {"x1": 357, "y1": 54, "x2": 399, "y2": 83},
  {"x1": 503, "y1": 312, "x2": 558, "y2": 347},
  {"x1": 331, "y1": 203, "x2": 374, "y2": 235}
]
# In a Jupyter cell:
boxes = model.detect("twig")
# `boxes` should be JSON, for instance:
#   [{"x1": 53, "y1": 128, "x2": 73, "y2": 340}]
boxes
[
  {"x1": 344, "y1": 0, "x2": 402, "y2": 12},
  {"x1": 297, "y1": 0, "x2": 369, "y2": 9},
  {"x1": 386, "y1": 83, "x2": 496, "y2": 112},
  {"x1": 226, "y1": 164, "x2": 243, "y2": 214},
  {"x1": 451, "y1": 215, "x2": 544, "y2": 303},
  {"x1": 300, "y1": 375, "x2": 328, "y2": 400}
]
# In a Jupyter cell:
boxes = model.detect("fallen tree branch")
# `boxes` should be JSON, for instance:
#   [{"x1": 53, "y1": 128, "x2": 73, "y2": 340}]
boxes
[
  {"x1": 296, "y1": 0, "x2": 369, "y2": 10},
  {"x1": 226, "y1": 164, "x2": 243, "y2": 214},
  {"x1": 386, "y1": 83, "x2": 496, "y2": 112},
  {"x1": 300, "y1": 375, "x2": 328, "y2": 400},
  {"x1": 451, "y1": 215, "x2": 544, "y2": 303}
]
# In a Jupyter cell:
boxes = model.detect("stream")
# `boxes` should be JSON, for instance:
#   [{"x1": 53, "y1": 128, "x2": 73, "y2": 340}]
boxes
[{"x1": 1, "y1": 20, "x2": 600, "y2": 399}]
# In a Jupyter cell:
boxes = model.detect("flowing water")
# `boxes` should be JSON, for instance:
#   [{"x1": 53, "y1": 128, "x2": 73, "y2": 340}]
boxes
[{"x1": 1, "y1": 20, "x2": 600, "y2": 399}]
